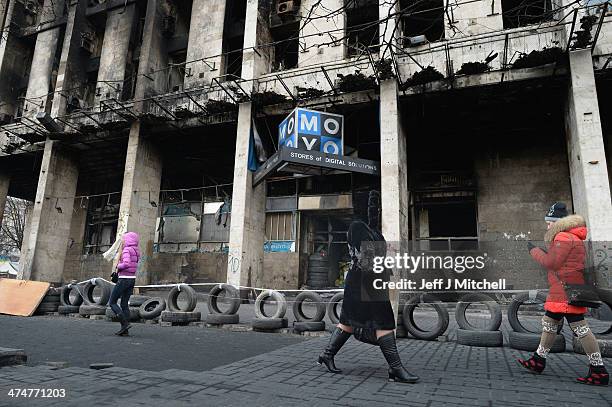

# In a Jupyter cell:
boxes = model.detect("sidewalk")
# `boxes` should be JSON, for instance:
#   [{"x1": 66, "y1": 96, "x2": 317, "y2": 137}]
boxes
[{"x1": 1, "y1": 333, "x2": 610, "y2": 406}]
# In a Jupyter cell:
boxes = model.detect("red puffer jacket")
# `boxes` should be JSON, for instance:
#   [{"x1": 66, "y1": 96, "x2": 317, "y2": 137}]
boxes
[{"x1": 530, "y1": 215, "x2": 588, "y2": 314}]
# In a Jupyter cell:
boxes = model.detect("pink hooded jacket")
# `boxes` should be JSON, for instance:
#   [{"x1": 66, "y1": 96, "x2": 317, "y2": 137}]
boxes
[{"x1": 117, "y1": 232, "x2": 140, "y2": 278}]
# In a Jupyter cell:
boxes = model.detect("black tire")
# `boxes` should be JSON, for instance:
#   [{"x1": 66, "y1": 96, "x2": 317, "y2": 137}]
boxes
[
  {"x1": 58, "y1": 305, "x2": 80, "y2": 314},
  {"x1": 36, "y1": 303, "x2": 59, "y2": 313},
  {"x1": 455, "y1": 293, "x2": 502, "y2": 331},
  {"x1": 572, "y1": 335, "x2": 612, "y2": 357},
  {"x1": 308, "y1": 266, "x2": 329, "y2": 275},
  {"x1": 60, "y1": 285, "x2": 83, "y2": 306},
  {"x1": 139, "y1": 298, "x2": 166, "y2": 320},
  {"x1": 402, "y1": 294, "x2": 449, "y2": 340},
  {"x1": 293, "y1": 321, "x2": 326, "y2": 332},
  {"x1": 79, "y1": 304, "x2": 107, "y2": 316},
  {"x1": 39, "y1": 296, "x2": 61, "y2": 305},
  {"x1": 160, "y1": 311, "x2": 201, "y2": 323},
  {"x1": 508, "y1": 331, "x2": 566, "y2": 352},
  {"x1": 308, "y1": 260, "x2": 328, "y2": 268},
  {"x1": 252, "y1": 317, "x2": 287, "y2": 331},
  {"x1": 167, "y1": 284, "x2": 198, "y2": 312},
  {"x1": 105, "y1": 307, "x2": 140, "y2": 321},
  {"x1": 593, "y1": 289, "x2": 612, "y2": 336},
  {"x1": 80, "y1": 280, "x2": 111, "y2": 306},
  {"x1": 255, "y1": 290, "x2": 287, "y2": 319},
  {"x1": 326, "y1": 292, "x2": 344, "y2": 325},
  {"x1": 207, "y1": 284, "x2": 240, "y2": 315},
  {"x1": 128, "y1": 295, "x2": 150, "y2": 307},
  {"x1": 293, "y1": 291, "x2": 325, "y2": 322},
  {"x1": 396, "y1": 324, "x2": 408, "y2": 338},
  {"x1": 507, "y1": 291, "x2": 549, "y2": 333},
  {"x1": 457, "y1": 329, "x2": 503, "y2": 347},
  {"x1": 206, "y1": 313, "x2": 239, "y2": 324}
]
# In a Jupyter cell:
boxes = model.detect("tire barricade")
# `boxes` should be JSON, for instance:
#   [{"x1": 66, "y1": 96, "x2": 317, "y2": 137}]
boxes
[
  {"x1": 454, "y1": 293, "x2": 503, "y2": 348},
  {"x1": 402, "y1": 294, "x2": 449, "y2": 341}
]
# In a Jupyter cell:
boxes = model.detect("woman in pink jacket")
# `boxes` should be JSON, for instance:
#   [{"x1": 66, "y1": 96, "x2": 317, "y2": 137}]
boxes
[{"x1": 108, "y1": 232, "x2": 140, "y2": 336}]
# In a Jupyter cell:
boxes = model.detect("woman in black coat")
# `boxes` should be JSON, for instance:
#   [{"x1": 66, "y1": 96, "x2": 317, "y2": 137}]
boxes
[{"x1": 317, "y1": 191, "x2": 419, "y2": 383}]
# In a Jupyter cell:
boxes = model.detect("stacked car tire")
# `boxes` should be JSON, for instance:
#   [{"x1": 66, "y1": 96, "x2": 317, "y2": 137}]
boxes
[
  {"x1": 455, "y1": 293, "x2": 503, "y2": 347},
  {"x1": 161, "y1": 284, "x2": 201, "y2": 324},
  {"x1": 292, "y1": 291, "x2": 326, "y2": 332},
  {"x1": 507, "y1": 291, "x2": 566, "y2": 352},
  {"x1": 78, "y1": 279, "x2": 111, "y2": 316},
  {"x1": 35, "y1": 288, "x2": 61, "y2": 314},
  {"x1": 306, "y1": 254, "x2": 329, "y2": 289},
  {"x1": 252, "y1": 290, "x2": 288, "y2": 331},
  {"x1": 58, "y1": 285, "x2": 83, "y2": 314},
  {"x1": 205, "y1": 284, "x2": 241, "y2": 325},
  {"x1": 402, "y1": 294, "x2": 449, "y2": 341}
]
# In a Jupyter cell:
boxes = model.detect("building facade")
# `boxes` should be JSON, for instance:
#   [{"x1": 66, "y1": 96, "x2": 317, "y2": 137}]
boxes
[{"x1": 0, "y1": 0, "x2": 610, "y2": 292}]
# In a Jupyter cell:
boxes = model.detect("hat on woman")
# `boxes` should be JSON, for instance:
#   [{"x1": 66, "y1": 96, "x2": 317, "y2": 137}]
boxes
[{"x1": 545, "y1": 202, "x2": 568, "y2": 222}]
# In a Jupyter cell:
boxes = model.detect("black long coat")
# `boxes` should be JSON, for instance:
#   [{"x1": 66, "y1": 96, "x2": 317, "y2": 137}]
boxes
[{"x1": 339, "y1": 220, "x2": 396, "y2": 330}]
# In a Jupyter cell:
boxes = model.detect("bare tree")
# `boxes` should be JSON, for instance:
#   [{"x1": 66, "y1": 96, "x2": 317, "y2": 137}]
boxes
[{"x1": 0, "y1": 197, "x2": 30, "y2": 256}]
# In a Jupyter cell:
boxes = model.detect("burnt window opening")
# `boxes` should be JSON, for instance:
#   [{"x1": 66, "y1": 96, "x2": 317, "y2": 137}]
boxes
[
  {"x1": 400, "y1": 0, "x2": 445, "y2": 45},
  {"x1": 346, "y1": 0, "x2": 380, "y2": 57},
  {"x1": 167, "y1": 50, "x2": 187, "y2": 92},
  {"x1": 271, "y1": 22, "x2": 300, "y2": 72},
  {"x1": 161, "y1": 0, "x2": 192, "y2": 92},
  {"x1": 418, "y1": 200, "x2": 479, "y2": 251},
  {"x1": 223, "y1": 1, "x2": 247, "y2": 79},
  {"x1": 84, "y1": 193, "x2": 121, "y2": 255},
  {"x1": 501, "y1": 0, "x2": 553, "y2": 29}
]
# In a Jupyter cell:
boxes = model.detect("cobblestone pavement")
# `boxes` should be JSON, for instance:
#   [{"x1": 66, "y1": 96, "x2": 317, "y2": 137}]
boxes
[{"x1": 1, "y1": 332, "x2": 611, "y2": 407}]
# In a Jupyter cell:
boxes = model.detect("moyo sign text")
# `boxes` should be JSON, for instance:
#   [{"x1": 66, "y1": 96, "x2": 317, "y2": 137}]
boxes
[{"x1": 278, "y1": 108, "x2": 344, "y2": 155}]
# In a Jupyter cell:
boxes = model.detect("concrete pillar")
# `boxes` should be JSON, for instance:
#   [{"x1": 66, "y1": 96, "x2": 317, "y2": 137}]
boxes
[
  {"x1": 19, "y1": 140, "x2": 78, "y2": 283},
  {"x1": 0, "y1": 0, "x2": 27, "y2": 117},
  {"x1": 226, "y1": 0, "x2": 269, "y2": 289},
  {"x1": 50, "y1": 0, "x2": 89, "y2": 117},
  {"x1": 0, "y1": 173, "x2": 9, "y2": 227},
  {"x1": 23, "y1": 0, "x2": 67, "y2": 116},
  {"x1": 379, "y1": 80, "x2": 409, "y2": 319},
  {"x1": 298, "y1": 0, "x2": 345, "y2": 67},
  {"x1": 94, "y1": 4, "x2": 136, "y2": 106},
  {"x1": 184, "y1": 0, "x2": 225, "y2": 88},
  {"x1": 116, "y1": 122, "x2": 162, "y2": 286},
  {"x1": 379, "y1": 2, "x2": 408, "y2": 320},
  {"x1": 565, "y1": 50, "x2": 612, "y2": 287},
  {"x1": 565, "y1": 49, "x2": 612, "y2": 241}
]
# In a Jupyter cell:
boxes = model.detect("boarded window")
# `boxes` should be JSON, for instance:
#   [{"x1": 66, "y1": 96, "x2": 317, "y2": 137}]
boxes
[{"x1": 265, "y1": 212, "x2": 295, "y2": 241}]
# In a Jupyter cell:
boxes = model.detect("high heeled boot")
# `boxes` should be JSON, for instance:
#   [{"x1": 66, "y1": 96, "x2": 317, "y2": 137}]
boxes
[
  {"x1": 378, "y1": 332, "x2": 419, "y2": 383},
  {"x1": 318, "y1": 327, "x2": 351, "y2": 373}
]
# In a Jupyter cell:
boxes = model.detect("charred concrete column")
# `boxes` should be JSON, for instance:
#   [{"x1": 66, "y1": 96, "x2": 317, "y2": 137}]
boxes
[
  {"x1": 0, "y1": 173, "x2": 9, "y2": 227},
  {"x1": 379, "y1": 2, "x2": 408, "y2": 319},
  {"x1": 94, "y1": 3, "x2": 136, "y2": 106},
  {"x1": 379, "y1": 80, "x2": 409, "y2": 319},
  {"x1": 113, "y1": 0, "x2": 164, "y2": 286},
  {"x1": 184, "y1": 0, "x2": 225, "y2": 88},
  {"x1": 298, "y1": 0, "x2": 345, "y2": 67},
  {"x1": 19, "y1": 141, "x2": 78, "y2": 283},
  {"x1": 116, "y1": 122, "x2": 162, "y2": 286},
  {"x1": 226, "y1": 0, "x2": 270, "y2": 289},
  {"x1": 565, "y1": 50, "x2": 612, "y2": 287},
  {"x1": 50, "y1": 0, "x2": 89, "y2": 117},
  {"x1": 565, "y1": 49, "x2": 612, "y2": 241},
  {"x1": 23, "y1": 0, "x2": 66, "y2": 116},
  {"x1": 0, "y1": 0, "x2": 28, "y2": 117}
]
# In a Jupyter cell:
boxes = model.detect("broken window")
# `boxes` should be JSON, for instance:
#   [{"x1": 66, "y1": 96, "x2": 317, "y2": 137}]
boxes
[
  {"x1": 223, "y1": 1, "x2": 247, "y2": 79},
  {"x1": 155, "y1": 190, "x2": 232, "y2": 253},
  {"x1": 400, "y1": 0, "x2": 445, "y2": 45},
  {"x1": 346, "y1": 0, "x2": 380, "y2": 57},
  {"x1": 501, "y1": 0, "x2": 553, "y2": 29},
  {"x1": 271, "y1": 22, "x2": 300, "y2": 72},
  {"x1": 265, "y1": 212, "x2": 295, "y2": 241},
  {"x1": 83, "y1": 193, "x2": 120, "y2": 255}
]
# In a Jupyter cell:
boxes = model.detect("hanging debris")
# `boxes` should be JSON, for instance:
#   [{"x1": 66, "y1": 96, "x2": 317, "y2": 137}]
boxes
[
  {"x1": 205, "y1": 100, "x2": 238, "y2": 115},
  {"x1": 250, "y1": 91, "x2": 287, "y2": 107},
  {"x1": 336, "y1": 71, "x2": 377, "y2": 93},
  {"x1": 511, "y1": 47, "x2": 564, "y2": 69},
  {"x1": 572, "y1": 15, "x2": 598, "y2": 49},
  {"x1": 403, "y1": 66, "x2": 444, "y2": 88},
  {"x1": 374, "y1": 59, "x2": 395, "y2": 81}
]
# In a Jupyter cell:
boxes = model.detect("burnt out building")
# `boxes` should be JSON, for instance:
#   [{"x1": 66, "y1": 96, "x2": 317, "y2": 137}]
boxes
[{"x1": 0, "y1": 0, "x2": 610, "y2": 291}]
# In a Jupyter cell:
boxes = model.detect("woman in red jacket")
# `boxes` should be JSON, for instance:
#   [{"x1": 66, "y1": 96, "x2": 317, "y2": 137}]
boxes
[{"x1": 518, "y1": 202, "x2": 608, "y2": 386}]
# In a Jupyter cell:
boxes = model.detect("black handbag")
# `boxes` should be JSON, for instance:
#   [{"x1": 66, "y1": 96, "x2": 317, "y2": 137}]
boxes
[
  {"x1": 551, "y1": 270, "x2": 601, "y2": 308},
  {"x1": 110, "y1": 271, "x2": 119, "y2": 284}
]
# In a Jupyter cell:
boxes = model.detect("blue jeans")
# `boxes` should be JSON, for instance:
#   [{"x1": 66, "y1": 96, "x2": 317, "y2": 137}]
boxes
[{"x1": 108, "y1": 278, "x2": 135, "y2": 320}]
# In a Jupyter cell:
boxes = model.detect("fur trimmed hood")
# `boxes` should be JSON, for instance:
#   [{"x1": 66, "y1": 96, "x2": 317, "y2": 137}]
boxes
[{"x1": 544, "y1": 214, "x2": 587, "y2": 242}]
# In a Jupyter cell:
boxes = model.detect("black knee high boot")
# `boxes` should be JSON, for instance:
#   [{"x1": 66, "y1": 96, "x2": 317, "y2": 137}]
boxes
[
  {"x1": 318, "y1": 327, "x2": 351, "y2": 373},
  {"x1": 115, "y1": 313, "x2": 131, "y2": 336},
  {"x1": 378, "y1": 332, "x2": 419, "y2": 383}
]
